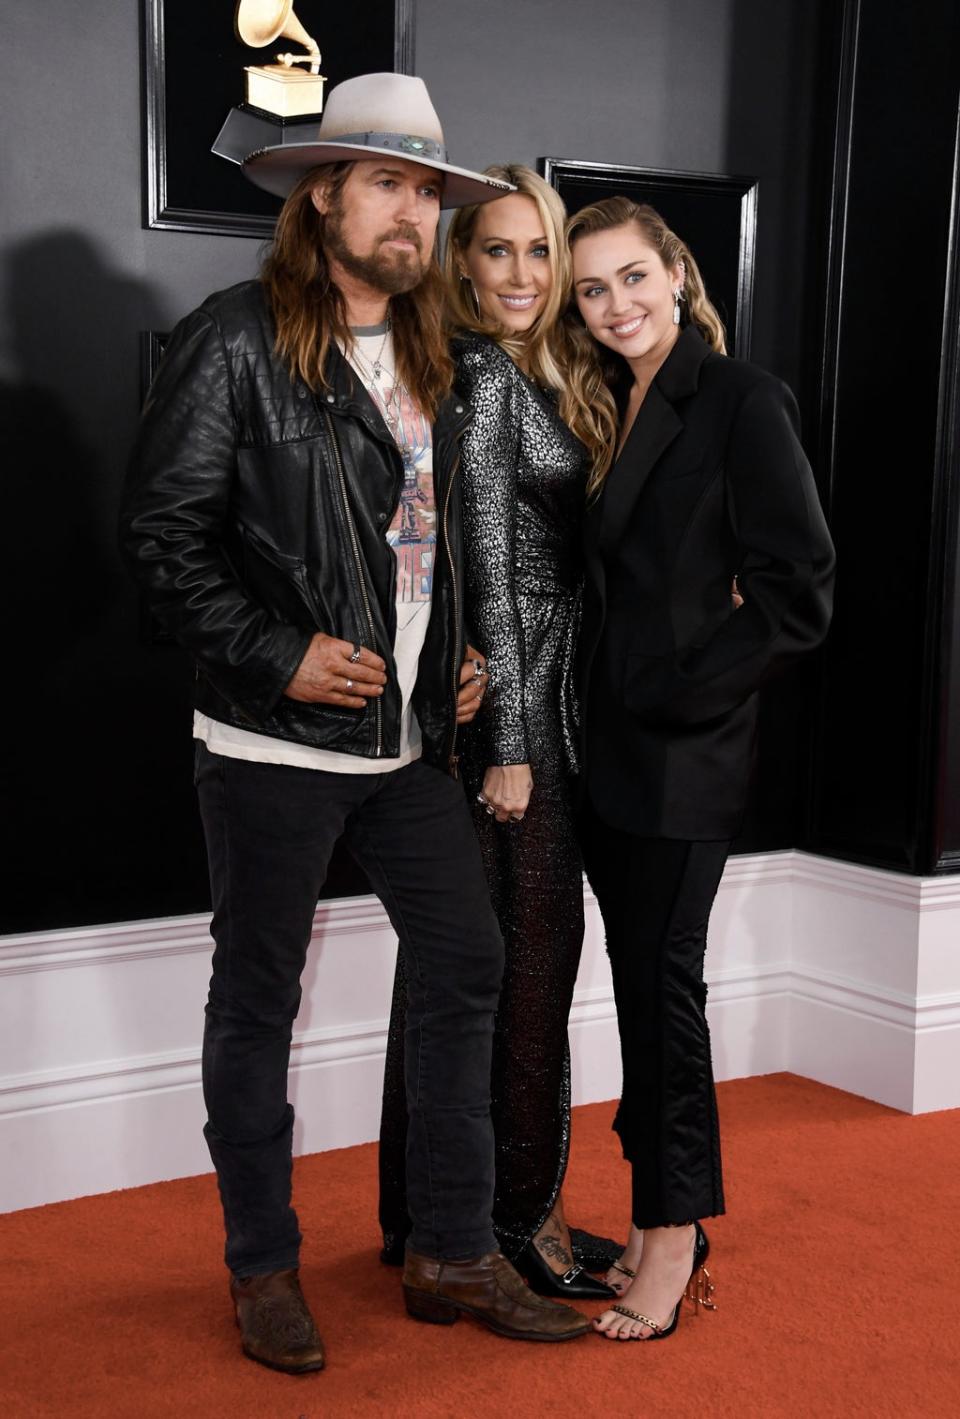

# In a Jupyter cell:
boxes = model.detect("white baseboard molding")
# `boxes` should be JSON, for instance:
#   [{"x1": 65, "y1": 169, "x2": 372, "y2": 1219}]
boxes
[{"x1": 2, "y1": 850, "x2": 958, "y2": 1211}]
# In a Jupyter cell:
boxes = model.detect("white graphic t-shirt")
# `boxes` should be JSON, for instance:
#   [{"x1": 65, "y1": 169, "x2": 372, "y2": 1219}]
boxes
[{"x1": 193, "y1": 322, "x2": 436, "y2": 774}]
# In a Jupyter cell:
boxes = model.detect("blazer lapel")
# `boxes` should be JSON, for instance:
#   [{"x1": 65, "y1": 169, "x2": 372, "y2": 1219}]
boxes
[
  {"x1": 599, "y1": 327, "x2": 712, "y2": 551},
  {"x1": 599, "y1": 383, "x2": 682, "y2": 551}
]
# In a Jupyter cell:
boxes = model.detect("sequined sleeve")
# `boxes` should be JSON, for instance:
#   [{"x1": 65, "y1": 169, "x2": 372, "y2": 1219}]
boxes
[{"x1": 457, "y1": 338, "x2": 530, "y2": 766}]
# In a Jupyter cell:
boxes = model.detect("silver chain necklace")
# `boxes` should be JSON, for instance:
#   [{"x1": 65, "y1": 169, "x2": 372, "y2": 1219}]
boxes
[
  {"x1": 351, "y1": 319, "x2": 392, "y2": 381},
  {"x1": 346, "y1": 324, "x2": 418, "y2": 463}
]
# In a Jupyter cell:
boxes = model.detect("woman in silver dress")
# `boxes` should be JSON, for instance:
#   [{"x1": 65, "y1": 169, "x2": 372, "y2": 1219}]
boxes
[{"x1": 378, "y1": 166, "x2": 619, "y2": 1296}]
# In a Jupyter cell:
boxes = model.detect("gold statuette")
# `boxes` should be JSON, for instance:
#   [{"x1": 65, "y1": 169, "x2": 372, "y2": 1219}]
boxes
[{"x1": 235, "y1": 0, "x2": 326, "y2": 118}]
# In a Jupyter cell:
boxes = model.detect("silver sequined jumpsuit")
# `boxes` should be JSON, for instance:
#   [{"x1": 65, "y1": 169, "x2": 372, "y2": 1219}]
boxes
[{"x1": 378, "y1": 332, "x2": 590, "y2": 1261}]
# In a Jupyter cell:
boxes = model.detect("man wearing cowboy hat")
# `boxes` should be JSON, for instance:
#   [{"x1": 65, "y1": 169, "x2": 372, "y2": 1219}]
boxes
[{"x1": 120, "y1": 73, "x2": 589, "y2": 1373}]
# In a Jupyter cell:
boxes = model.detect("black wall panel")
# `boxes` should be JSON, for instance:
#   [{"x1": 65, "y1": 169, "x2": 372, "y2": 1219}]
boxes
[{"x1": 805, "y1": 0, "x2": 960, "y2": 874}]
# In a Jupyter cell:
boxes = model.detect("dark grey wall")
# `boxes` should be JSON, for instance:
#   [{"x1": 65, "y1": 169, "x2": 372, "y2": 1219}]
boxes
[
  {"x1": 422, "y1": 0, "x2": 819, "y2": 388},
  {"x1": 0, "y1": 0, "x2": 821, "y2": 931}
]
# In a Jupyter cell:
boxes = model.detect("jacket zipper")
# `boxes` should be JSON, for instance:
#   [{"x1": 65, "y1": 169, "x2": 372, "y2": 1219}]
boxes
[
  {"x1": 442, "y1": 447, "x2": 462, "y2": 777},
  {"x1": 324, "y1": 409, "x2": 383, "y2": 756}
]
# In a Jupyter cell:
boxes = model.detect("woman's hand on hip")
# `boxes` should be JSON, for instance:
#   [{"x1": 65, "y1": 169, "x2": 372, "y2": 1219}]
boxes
[{"x1": 478, "y1": 764, "x2": 533, "y2": 824}]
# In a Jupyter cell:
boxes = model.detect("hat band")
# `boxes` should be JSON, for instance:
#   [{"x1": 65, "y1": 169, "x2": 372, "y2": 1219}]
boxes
[{"x1": 323, "y1": 130, "x2": 448, "y2": 163}]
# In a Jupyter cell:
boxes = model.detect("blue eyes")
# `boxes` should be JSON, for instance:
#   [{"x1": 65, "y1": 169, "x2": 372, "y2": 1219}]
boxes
[
  {"x1": 581, "y1": 272, "x2": 645, "y2": 298},
  {"x1": 483, "y1": 245, "x2": 550, "y2": 258}
]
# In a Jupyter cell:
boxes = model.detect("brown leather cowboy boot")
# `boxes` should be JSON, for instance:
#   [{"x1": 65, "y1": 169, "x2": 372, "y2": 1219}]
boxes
[
  {"x1": 403, "y1": 1250, "x2": 590, "y2": 1341},
  {"x1": 230, "y1": 1268, "x2": 325, "y2": 1373}
]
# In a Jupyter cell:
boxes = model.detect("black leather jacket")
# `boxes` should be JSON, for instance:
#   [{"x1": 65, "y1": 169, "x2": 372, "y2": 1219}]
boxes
[{"x1": 120, "y1": 280, "x2": 470, "y2": 771}]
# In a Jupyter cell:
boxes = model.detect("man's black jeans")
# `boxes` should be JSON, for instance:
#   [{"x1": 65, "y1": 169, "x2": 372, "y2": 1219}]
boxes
[{"x1": 195, "y1": 743, "x2": 504, "y2": 1277}]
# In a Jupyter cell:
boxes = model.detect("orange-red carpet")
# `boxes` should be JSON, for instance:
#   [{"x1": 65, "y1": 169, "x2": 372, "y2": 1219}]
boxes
[{"x1": 2, "y1": 1074, "x2": 958, "y2": 1418}]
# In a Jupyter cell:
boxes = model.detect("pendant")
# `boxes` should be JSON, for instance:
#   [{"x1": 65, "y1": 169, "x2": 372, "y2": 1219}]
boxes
[{"x1": 373, "y1": 361, "x2": 382, "y2": 379}]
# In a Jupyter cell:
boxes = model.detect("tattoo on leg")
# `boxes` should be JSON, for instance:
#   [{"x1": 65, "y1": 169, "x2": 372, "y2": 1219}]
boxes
[{"x1": 536, "y1": 1234, "x2": 573, "y2": 1266}]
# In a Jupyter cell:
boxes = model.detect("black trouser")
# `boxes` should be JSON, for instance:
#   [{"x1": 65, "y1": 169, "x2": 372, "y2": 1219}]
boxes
[
  {"x1": 580, "y1": 802, "x2": 729, "y2": 1229},
  {"x1": 195, "y1": 744, "x2": 504, "y2": 1276}
]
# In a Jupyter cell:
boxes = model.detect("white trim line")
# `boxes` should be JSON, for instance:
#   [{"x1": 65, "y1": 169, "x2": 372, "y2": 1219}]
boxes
[
  {"x1": 0, "y1": 894, "x2": 395, "y2": 976},
  {"x1": 14, "y1": 846, "x2": 953, "y2": 976},
  {"x1": 7, "y1": 956, "x2": 955, "y2": 1120},
  {"x1": 790, "y1": 852, "x2": 960, "y2": 911},
  {"x1": 0, "y1": 849, "x2": 824, "y2": 977}
]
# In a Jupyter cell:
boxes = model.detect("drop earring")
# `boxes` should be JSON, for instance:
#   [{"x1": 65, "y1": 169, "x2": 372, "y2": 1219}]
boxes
[
  {"x1": 460, "y1": 273, "x2": 481, "y2": 320},
  {"x1": 673, "y1": 289, "x2": 682, "y2": 325}
]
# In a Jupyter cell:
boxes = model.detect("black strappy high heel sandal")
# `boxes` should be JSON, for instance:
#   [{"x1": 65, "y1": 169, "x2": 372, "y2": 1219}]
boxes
[{"x1": 604, "y1": 1221, "x2": 716, "y2": 1341}]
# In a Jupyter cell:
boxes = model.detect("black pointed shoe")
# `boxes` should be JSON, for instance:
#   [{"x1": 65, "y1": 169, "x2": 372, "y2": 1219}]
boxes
[{"x1": 521, "y1": 1241, "x2": 617, "y2": 1299}]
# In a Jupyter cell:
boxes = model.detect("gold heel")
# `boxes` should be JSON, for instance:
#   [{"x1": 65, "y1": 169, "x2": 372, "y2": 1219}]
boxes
[{"x1": 684, "y1": 1262, "x2": 717, "y2": 1313}]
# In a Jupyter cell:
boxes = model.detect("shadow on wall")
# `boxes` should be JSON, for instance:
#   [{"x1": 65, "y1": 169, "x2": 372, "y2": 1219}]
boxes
[
  {"x1": 0, "y1": 230, "x2": 212, "y2": 933},
  {"x1": 3, "y1": 233, "x2": 129, "y2": 650},
  {"x1": 1, "y1": 230, "x2": 370, "y2": 934}
]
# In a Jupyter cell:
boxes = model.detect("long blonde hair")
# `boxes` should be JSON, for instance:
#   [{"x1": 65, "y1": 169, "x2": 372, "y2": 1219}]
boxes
[
  {"x1": 566, "y1": 197, "x2": 727, "y2": 494},
  {"x1": 261, "y1": 162, "x2": 454, "y2": 420},
  {"x1": 444, "y1": 164, "x2": 617, "y2": 475}
]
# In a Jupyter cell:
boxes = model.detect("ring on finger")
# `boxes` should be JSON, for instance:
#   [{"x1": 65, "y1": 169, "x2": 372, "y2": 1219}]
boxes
[
  {"x1": 509, "y1": 813, "x2": 524, "y2": 823},
  {"x1": 476, "y1": 792, "x2": 488, "y2": 806},
  {"x1": 484, "y1": 804, "x2": 496, "y2": 816},
  {"x1": 345, "y1": 678, "x2": 354, "y2": 692},
  {"x1": 349, "y1": 644, "x2": 362, "y2": 664}
]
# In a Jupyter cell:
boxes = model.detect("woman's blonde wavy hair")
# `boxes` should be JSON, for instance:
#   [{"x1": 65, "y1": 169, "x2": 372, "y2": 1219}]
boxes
[
  {"x1": 261, "y1": 162, "x2": 453, "y2": 419},
  {"x1": 444, "y1": 165, "x2": 618, "y2": 476},
  {"x1": 566, "y1": 197, "x2": 727, "y2": 494}
]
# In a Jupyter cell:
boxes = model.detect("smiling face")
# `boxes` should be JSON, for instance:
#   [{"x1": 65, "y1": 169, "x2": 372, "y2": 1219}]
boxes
[
  {"x1": 458, "y1": 192, "x2": 554, "y2": 333},
  {"x1": 571, "y1": 222, "x2": 684, "y2": 367},
  {"x1": 312, "y1": 158, "x2": 442, "y2": 295}
]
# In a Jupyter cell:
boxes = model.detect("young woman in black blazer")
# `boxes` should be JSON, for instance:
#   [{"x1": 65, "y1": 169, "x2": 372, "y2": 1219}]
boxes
[{"x1": 566, "y1": 198, "x2": 835, "y2": 1341}]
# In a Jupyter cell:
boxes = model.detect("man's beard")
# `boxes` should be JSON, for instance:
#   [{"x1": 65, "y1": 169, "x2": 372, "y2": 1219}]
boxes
[{"x1": 324, "y1": 203, "x2": 428, "y2": 296}]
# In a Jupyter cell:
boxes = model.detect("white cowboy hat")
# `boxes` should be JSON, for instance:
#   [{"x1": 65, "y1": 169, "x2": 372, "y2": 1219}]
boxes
[{"x1": 242, "y1": 72, "x2": 515, "y2": 208}]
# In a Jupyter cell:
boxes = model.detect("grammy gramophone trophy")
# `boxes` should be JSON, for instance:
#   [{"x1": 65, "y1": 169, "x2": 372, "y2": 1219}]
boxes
[{"x1": 212, "y1": 1, "x2": 328, "y2": 169}]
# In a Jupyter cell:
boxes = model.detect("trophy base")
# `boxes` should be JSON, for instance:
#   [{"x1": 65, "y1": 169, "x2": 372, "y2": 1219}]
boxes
[
  {"x1": 211, "y1": 106, "x2": 326, "y2": 166},
  {"x1": 241, "y1": 101, "x2": 325, "y2": 126},
  {"x1": 244, "y1": 64, "x2": 327, "y2": 119}
]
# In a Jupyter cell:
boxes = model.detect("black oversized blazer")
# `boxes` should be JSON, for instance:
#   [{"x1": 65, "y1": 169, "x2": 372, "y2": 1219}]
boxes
[{"x1": 579, "y1": 325, "x2": 836, "y2": 840}]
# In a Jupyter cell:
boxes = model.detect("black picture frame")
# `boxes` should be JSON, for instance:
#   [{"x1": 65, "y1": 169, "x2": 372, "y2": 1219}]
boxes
[
  {"x1": 143, "y1": 1, "x2": 417, "y2": 238},
  {"x1": 540, "y1": 159, "x2": 758, "y2": 359}
]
